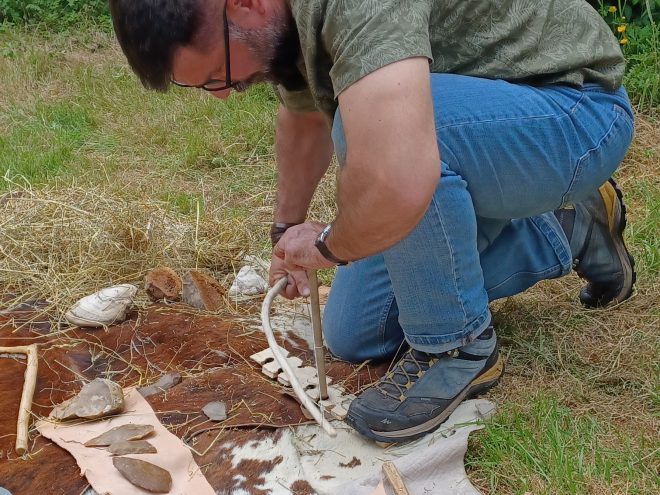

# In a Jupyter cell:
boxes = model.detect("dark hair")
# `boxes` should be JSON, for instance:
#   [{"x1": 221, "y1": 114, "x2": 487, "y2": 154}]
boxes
[{"x1": 109, "y1": 0, "x2": 203, "y2": 91}]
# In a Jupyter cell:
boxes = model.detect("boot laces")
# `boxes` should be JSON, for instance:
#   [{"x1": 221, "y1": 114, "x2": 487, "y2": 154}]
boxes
[{"x1": 376, "y1": 349, "x2": 440, "y2": 402}]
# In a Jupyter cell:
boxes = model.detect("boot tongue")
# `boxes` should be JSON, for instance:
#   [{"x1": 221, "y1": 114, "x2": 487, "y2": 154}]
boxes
[
  {"x1": 401, "y1": 350, "x2": 431, "y2": 375},
  {"x1": 555, "y1": 207, "x2": 575, "y2": 244}
]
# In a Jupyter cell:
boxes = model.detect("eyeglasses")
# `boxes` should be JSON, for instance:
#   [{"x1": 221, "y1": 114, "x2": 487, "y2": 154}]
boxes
[{"x1": 171, "y1": 2, "x2": 234, "y2": 92}]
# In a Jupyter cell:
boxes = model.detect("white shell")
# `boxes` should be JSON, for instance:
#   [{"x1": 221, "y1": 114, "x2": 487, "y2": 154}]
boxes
[
  {"x1": 65, "y1": 284, "x2": 138, "y2": 327},
  {"x1": 228, "y1": 266, "x2": 268, "y2": 298}
]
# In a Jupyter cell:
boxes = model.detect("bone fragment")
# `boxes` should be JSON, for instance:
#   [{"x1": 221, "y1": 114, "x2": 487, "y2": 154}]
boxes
[
  {"x1": 263, "y1": 356, "x2": 302, "y2": 379},
  {"x1": 249, "y1": 345, "x2": 289, "y2": 365}
]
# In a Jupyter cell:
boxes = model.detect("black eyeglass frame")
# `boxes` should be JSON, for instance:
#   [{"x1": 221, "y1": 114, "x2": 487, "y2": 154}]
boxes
[{"x1": 170, "y1": 2, "x2": 234, "y2": 92}]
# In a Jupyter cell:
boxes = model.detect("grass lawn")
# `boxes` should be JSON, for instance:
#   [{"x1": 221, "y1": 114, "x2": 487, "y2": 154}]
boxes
[{"x1": 1, "y1": 28, "x2": 658, "y2": 494}]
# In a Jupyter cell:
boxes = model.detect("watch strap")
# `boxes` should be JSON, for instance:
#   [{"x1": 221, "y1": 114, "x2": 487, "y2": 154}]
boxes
[{"x1": 270, "y1": 222, "x2": 301, "y2": 246}]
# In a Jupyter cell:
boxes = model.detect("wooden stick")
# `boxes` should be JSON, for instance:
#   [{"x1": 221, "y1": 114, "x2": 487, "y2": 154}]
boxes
[
  {"x1": 0, "y1": 344, "x2": 39, "y2": 455},
  {"x1": 307, "y1": 269, "x2": 329, "y2": 401},
  {"x1": 382, "y1": 461, "x2": 411, "y2": 495}
]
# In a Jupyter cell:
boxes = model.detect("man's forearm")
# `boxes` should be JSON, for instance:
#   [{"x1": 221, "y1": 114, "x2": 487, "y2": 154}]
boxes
[
  {"x1": 327, "y1": 159, "x2": 437, "y2": 262},
  {"x1": 274, "y1": 105, "x2": 334, "y2": 224},
  {"x1": 324, "y1": 58, "x2": 441, "y2": 262}
]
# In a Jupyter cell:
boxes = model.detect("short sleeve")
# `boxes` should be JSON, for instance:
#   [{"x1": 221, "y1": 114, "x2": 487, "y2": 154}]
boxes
[
  {"x1": 274, "y1": 84, "x2": 319, "y2": 113},
  {"x1": 322, "y1": 0, "x2": 433, "y2": 97}
]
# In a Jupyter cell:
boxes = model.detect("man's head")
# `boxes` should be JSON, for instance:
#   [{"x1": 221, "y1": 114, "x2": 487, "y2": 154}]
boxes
[{"x1": 109, "y1": 0, "x2": 305, "y2": 98}]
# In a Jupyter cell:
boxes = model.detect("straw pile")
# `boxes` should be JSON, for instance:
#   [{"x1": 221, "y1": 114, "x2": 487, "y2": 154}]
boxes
[{"x1": 0, "y1": 182, "x2": 248, "y2": 319}]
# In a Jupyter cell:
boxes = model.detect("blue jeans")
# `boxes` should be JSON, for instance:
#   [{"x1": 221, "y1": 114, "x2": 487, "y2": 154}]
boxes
[{"x1": 324, "y1": 74, "x2": 634, "y2": 362}]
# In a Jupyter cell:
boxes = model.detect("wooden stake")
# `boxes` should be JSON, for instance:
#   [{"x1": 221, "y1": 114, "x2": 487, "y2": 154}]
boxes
[
  {"x1": 382, "y1": 461, "x2": 411, "y2": 495},
  {"x1": 0, "y1": 344, "x2": 39, "y2": 455}
]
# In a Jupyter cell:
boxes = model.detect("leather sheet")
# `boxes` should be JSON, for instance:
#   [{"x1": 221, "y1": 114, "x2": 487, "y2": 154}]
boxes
[{"x1": 37, "y1": 387, "x2": 214, "y2": 495}]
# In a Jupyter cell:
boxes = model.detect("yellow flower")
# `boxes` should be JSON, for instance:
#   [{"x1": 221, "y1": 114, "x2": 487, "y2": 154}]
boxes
[
  {"x1": 617, "y1": 25, "x2": 627, "y2": 33},
  {"x1": 608, "y1": 6, "x2": 617, "y2": 13},
  {"x1": 620, "y1": 37, "x2": 629, "y2": 45}
]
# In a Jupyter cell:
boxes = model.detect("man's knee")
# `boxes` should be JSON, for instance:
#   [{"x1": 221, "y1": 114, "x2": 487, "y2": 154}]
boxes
[
  {"x1": 323, "y1": 312, "x2": 403, "y2": 363},
  {"x1": 322, "y1": 316, "x2": 363, "y2": 363}
]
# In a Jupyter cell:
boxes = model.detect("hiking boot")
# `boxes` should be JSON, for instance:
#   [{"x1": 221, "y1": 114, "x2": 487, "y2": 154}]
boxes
[
  {"x1": 555, "y1": 179, "x2": 636, "y2": 308},
  {"x1": 345, "y1": 325, "x2": 504, "y2": 443}
]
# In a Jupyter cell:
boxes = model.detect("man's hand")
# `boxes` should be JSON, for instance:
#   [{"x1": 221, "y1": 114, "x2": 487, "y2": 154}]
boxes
[{"x1": 269, "y1": 222, "x2": 336, "y2": 299}]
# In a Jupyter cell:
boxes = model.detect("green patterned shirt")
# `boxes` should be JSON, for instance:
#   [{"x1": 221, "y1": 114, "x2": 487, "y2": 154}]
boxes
[{"x1": 279, "y1": 0, "x2": 625, "y2": 119}]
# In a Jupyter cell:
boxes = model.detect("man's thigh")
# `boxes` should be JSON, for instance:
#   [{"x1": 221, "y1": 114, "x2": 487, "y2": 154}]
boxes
[{"x1": 431, "y1": 75, "x2": 634, "y2": 219}]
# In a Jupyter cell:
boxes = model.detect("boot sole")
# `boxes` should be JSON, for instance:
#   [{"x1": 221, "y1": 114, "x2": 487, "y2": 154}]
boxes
[
  {"x1": 585, "y1": 178, "x2": 636, "y2": 306},
  {"x1": 346, "y1": 354, "x2": 505, "y2": 443}
]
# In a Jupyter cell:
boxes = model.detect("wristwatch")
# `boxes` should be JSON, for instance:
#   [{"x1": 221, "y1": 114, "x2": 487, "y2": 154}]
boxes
[
  {"x1": 270, "y1": 222, "x2": 300, "y2": 246},
  {"x1": 315, "y1": 224, "x2": 349, "y2": 266}
]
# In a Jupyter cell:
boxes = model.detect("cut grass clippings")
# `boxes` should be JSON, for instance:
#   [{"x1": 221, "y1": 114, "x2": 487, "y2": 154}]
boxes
[{"x1": 0, "y1": 27, "x2": 658, "y2": 495}]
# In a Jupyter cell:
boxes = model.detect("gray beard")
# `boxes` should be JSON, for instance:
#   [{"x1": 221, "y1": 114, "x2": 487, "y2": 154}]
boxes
[
  {"x1": 228, "y1": 18, "x2": 282, "y2": 91},
  {"x1": 227, "y1": 9, "x2": 304, "y2": 92}
]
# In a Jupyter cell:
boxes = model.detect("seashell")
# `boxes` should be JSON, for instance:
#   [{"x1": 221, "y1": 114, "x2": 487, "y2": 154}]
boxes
[
  {"x1": 144, "y1": 267, "x2": 181, "y2": 302},
  {"x1": 228, "y1": 266, "x2": 268, "y2": 298},
  {"x1": 65, "y1": 284, "x2": 137, "y2": 327}
]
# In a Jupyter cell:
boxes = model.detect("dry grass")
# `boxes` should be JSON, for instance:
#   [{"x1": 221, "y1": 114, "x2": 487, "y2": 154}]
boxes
[
  {"x1": 0, "y1": 164, "x2": 337, "y2": 325},
  {"x1": 0, "y1": 176, "x2": 248, "y2": 320}
]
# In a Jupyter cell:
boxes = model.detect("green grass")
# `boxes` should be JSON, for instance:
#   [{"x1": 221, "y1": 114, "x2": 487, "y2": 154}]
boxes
[
  {"x1": 0, "y1": 0, "x2": 110, "y2": 30},
  {"x1": 0, "y1": 101, "x2": 96, "y2": 183},
  {"x1": 466, "y1": 394, "x2": 658, "y2": 494},
  {"x1": 627, "y1": 180, "x2": 660, "y2": 275},
  {"x1": 0, "y1": 28, "x2": 658, "y2": 495},
  {"x1": 623, "y1": 22, "x2": 660, "y2": 110},
  {"x1": 0, "y1": 29, "x2": 279, "y2": 196}
]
